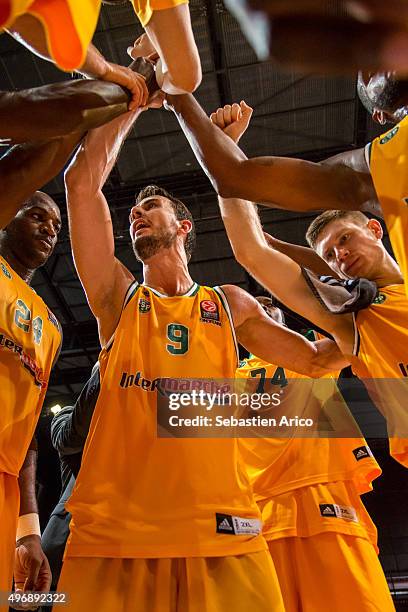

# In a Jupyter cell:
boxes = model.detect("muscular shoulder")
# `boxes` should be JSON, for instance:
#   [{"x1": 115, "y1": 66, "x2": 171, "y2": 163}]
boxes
[
  {"x1": 321, "y1": 147, "x2": 368, "y2": 173},
  {"x1": 219, "y1": 284, "x2": 262, "y2": 329}
]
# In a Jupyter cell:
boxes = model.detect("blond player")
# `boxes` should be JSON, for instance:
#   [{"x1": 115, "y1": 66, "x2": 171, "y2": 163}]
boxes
[
  {"x1": 218, "y1": 190, "x2": 407, "y2": 468},
  {"x1": 58, "y1": 104, "x2": 347, "y2": 610},
  {"x1": 237, "y1": 301, "x2": 394, "y2": 611}
]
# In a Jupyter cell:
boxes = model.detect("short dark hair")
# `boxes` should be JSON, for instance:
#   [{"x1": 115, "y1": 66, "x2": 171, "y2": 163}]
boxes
[
  {"x1": 306, "y1": 209, "x2": 369, "y2": 250},
  {"x1": 357, "y1": 72, "x2": 374, "y2": 115},
  {"x1": 135, "y1": 185, "x2": 196, "y2": 261}
]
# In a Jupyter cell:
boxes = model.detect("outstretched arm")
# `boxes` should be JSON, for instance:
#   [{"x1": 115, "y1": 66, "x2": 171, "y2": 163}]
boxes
[
  {"x1": 222, "y1": 285, "x2": 349, "y2": 376},
  {"x1": 263, "y1": 232, "x2": 337, "y2": 277},
  {"x1": 166, "y1": 94, "x2": 375, "y2": 211},
  {"x1": 0, "y1": 131, "x2": 85, "y2": 229},
  {"x1": 127, "y1": 4, "x2": 201, "y2": 94},
  {"x1": 0, "y1": 55, "x2": 159, "y2": 145},
  {"x1": 219, "y1": 196, "x2": 354, "y2": 354},
  {"x1": 15, "y1": 441, "x2": 51, "y2": 595},
  {"x1": 65, "y1": 111, "x2": 142, "y2": 346}
]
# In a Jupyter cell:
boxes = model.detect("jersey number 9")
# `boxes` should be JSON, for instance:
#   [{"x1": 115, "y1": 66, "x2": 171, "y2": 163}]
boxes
[{"x1": 166, "y1": 323, "x2": 189, "y2": 355}]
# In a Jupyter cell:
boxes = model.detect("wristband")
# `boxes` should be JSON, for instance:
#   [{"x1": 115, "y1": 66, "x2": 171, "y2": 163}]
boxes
[{"x1": 16, "y1": 513, "x2": 41, "y2": 541}]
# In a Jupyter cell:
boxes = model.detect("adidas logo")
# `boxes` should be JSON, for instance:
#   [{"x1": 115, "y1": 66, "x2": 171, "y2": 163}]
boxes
[
  {"x1": 320, "y1": 504, "x2": 335, "y2": 516},
  {"x1": 353, "y1": 446, "x2": 371, "y2": 461},
  {"x1": 219, "y1": 518, "x2": 233, "y2": 530}
]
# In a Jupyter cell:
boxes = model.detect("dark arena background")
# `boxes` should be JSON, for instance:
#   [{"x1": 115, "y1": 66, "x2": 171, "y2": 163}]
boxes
[{"x1": 1, "y1": 0, "x2": 407, "y2": 608}]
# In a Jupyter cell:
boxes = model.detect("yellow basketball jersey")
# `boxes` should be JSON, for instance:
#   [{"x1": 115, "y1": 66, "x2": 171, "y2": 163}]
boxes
[
  {"x1": 352, "y1": 283, "x2": 408, "y2": 466},
  {"x1": 66, "y1": 282, "x2": 266, "y2": 559},
  {"x1": 0, "y1": 0, "x2": 101, "y2": 71},
  {"x1": 369, "y1": 115, "x2": 408, "y2": 297},
  {"x1": 258, "y1": 481, "x2": 378, "y2": 546},
  {"x1": 0, "y1": 255, "x2": 61, "y2": 475},
  {"x1": 237, "y1": 356, "x2": 381, "y2": 500}
]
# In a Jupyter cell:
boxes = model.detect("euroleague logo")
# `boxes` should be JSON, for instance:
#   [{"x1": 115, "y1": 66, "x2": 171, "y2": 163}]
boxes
[{"x1": 200, "y1": 300, "x2": 221, "y2": 325}]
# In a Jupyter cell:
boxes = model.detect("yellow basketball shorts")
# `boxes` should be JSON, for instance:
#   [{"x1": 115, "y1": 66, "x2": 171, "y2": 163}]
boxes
[
  {"x1": 0, "y1": 473, "x2": 19, "y2": 611},
  {"x1": 58, "y1": 551, "x2": 284, "y2": 612},
  {"x1": 268, "y1": 533, "x2": 395, "y2": 612}
]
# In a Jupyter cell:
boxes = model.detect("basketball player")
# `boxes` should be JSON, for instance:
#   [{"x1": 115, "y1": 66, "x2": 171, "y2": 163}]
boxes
[
  {"x1": 204, "y1": 102, "x2": 408, "y2": 468},
  {"x1": 220, "y1": 194, "x2": 408, "y2": 464},
  {"x1": 238, "y1": 301, "x2": 394, "y2": 611},
  {"x1": 0, "y1": 192, "x2": 62, "y2": 605},
  {"x1": 165, "y1": 74, "x2": 408, "y2": 296},
  {"x1": 57, "y1": 106, "x2": 346, "y2": 611},
  {"x1": 223, "y1": 0, "x2": 408, "y2": 73},
  {"x1": 4, "y1": 0, "x2": 201, "y2": 96}
]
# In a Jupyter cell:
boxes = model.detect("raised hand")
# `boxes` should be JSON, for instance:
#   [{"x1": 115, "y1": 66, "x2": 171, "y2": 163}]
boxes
[
  {"x1": 127, "y1": 33, "x2": 159, "y2": 62},
  {"x1": 101, "y1": 61, "x2": 149, "y2": 110},
  {"x1": 210, "y1": 101, "x2": 253, "y2": 144}
]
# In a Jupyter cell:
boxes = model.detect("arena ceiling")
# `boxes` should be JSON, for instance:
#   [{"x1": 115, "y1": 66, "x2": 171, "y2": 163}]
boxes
[{"x1": 0, "y1": 0, "x2": 386, "y2": 405}]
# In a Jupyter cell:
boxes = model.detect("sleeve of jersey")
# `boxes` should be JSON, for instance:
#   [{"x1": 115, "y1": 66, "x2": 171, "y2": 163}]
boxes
[
  {"x1": 130, "y1": 0, "x2": 188, "y2": 27},
  {"x1": 26, "y1": 0, "x2": 101, "y2": 71}
]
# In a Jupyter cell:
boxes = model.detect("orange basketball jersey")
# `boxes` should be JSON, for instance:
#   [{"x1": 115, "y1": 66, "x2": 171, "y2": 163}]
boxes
[
  {"x1": 368, "y1": 115, "x2": 408, "y2": 297},
  {"x1": 0, "y1": 255, "x2": 61, "y2": 475},
  {"x1": 237, "y1": 356, "x2": 381, "y2": 500},
  {"x1": 0, "y1": 0, "x2": 101, "y2": 70},
  {"x1": 352, "y1": 283, "x2": 408, "y2": 466},
  {"x1": 66, "y1": 283, "x2": 266, "y2": 559}
]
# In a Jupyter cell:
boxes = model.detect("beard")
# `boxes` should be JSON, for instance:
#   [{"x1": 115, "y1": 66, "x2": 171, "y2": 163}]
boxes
[{"x1": 132, "y1": 226, "x2": 177, "y2": 262}]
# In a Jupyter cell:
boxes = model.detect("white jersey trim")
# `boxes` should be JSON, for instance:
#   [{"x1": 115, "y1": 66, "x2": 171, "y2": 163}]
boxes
[
  {"x1": 352, "y1": 312, "x2": 360, "y2": 357},
  {"x1": 364, "y1": 142, "x2": 371, "y2": 170},
  {"x1": 104, "y1": 281, "x2": 139, "y2": 352},
  {"x1": 213, "y1": 285, "x2": 240, "y2": 368},
  {"x1": 143, "y1": 282, "x2": 199, "y2": 298}
]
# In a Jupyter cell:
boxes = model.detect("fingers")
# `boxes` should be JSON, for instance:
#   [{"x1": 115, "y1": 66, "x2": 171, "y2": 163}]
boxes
[
  {"x1": 216, "y1": 107, "x2": 226, "y2": 129},
  {"x1": 240, "y1": 100, "x2": 254, "y2": 126},
  {"x1": 211, "y1": 104, "x2": 244, "y2": 129},
  {"x1": 231, "y1": 103, "x2": 241, "y2": 122},
  {"x1": 127, "y1": 33, "x2": 156, "y2": 61},
  {"x1": 128, "y1": 74, "x2": 149, "y2": 110}
]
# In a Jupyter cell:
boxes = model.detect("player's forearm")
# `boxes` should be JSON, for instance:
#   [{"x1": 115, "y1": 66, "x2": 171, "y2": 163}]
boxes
[
  {"x1": 0, "y1": 131, "x2": 83, "y2": 230},
  {"x1": 218, "y1": 196, "x2": 272, "y2": 273},
  {"x1": 167, "y1": 94, "x2": 248, "y2": 193},
  {"x1": 218, "y1": 196, "x2": 309, "y2": 302},
  {"x1": 78, "y1": 43, "x2": 111, "y2": 80},
  {"x1": 65, "y1": 109, "x2": 142, "y2": 195},
  {"x1": 18, "y1": 446, "x2": 38, "y2": 517},
  {"x1": 65, "y1": 112, "x2": 141, "y2": 310},
  {"x1": 0, "y1": 81, "x2": 130, "y2": 144},
  {"x1": 312, "y1": 338, "x2": 350, "y2": 376},
  {"x1": 263, "y1": 232, "x2": 336, "y2": 277},
  {"x1": 219, "y1": 198, "x2": 340, "y2": 337}
]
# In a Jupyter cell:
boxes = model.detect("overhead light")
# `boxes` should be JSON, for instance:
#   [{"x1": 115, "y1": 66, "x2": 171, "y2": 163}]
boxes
[{"x1": 50, "y1": 404, "x2": 62, "y2": 415}]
